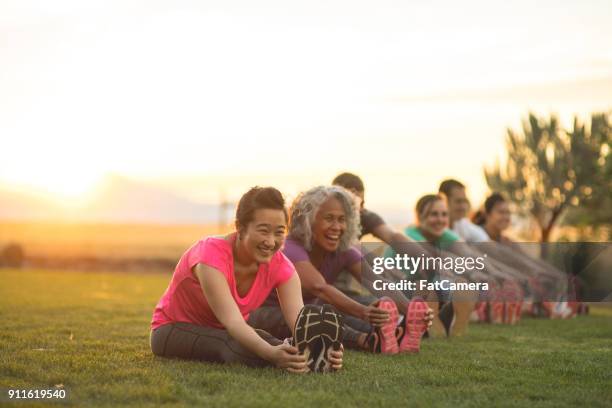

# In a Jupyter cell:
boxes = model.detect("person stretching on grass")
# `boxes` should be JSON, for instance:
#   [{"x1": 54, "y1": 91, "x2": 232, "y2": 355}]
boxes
[
  {"x1": 473, "y1": 192, "x2": 575, "y2": 319},
  {"x1": 150, "y1": 187, "x2": 344, "y2": 373},
  {"x1": 438, "y1": 179, "x2": 490, "y2": 243},
  {"x1": 439, "y1": 179, "x2": 532, "y2": 323},
  {"x1": 440, "y1": 179, "x2": 558, "y2": 281},
  {"x1": 249, "y1": 186, "x2": 432, "y2": 354},
  {"x1": 331, "y1": 172, "x2": 442, "y2": 304},
  {"x1": 383, "y1": 194, "x2": 486, "y2": 336},
  {"x1": 332, "y1": 172, "x2": 435, "y2": 263}
]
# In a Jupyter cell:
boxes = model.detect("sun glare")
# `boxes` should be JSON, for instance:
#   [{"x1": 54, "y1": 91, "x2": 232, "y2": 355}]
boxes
[{"x1": 4, "y1": 165, "x2": 102, "y2": 204}]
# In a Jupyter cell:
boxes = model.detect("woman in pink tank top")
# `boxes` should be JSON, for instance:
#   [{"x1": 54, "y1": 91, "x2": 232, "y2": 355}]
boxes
[{"x1": 150, "y1": 187, "x2": 344, "y2": 373}]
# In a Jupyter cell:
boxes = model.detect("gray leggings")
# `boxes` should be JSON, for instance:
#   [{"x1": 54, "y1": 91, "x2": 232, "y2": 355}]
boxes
[{"x1": 150, "y1": 322, "x2": 282, "y2": 367}]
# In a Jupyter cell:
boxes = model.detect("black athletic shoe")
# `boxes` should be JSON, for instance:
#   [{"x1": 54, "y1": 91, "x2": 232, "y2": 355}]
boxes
[
  {"x1": 438, "y1": 302, "x2": 454, "y2": 337},
  {"x1": 293, "y1": 304, "x2": 344, "y2": 373}
]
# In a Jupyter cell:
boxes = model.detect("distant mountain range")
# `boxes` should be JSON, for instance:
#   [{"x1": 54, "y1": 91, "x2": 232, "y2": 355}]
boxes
[
  {"x1": 0, "y1": 175, "x2": 414, "y2": 227},
  {"x1": 0, "y1": 175, "x2": 227, "y2": 224}
]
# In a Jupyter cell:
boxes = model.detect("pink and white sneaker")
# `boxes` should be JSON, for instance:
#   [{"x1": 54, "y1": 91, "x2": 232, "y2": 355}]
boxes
[
  {"x1": 489, "y1": 282, "x2": 505, "y2": 324},
  {"x1": 503, "y1": 281, "x2": 522, "y2": 325},
  {"x1": 398, "y1": 298, "x2": 429, "y2": 353},
  {"x1": 370, "y1": 297, "x2": 399, "y2": 354},
  {"x1": 473, "y1": 301, "x2": 488, "y2": 322}
]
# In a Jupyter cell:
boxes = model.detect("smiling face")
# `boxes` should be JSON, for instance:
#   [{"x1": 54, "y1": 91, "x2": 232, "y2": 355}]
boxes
[
  {"x1": 487, "y1": 201, "x2": 511, "y2": 232},
  {"x1": 447, "y1": 186, "x2": 470, "y2": 222},
  {"x1": 418, "y1": 199, "x2": 449, "y2": 239},
  {"x1": 238, "y1": 208, "x2": 287, "y2": 263},
  {"x1": 312, "y1": 196, "x2": 346, "y2": 252}
]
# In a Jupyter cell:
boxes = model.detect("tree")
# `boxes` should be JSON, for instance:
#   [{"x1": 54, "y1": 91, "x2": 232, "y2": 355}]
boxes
[
  {"x1": 563, "y1": 113, "x2": 612, "y2": 238},
  {"x1": 484, "y1": 111, "x2": 611, "y2": 249}
]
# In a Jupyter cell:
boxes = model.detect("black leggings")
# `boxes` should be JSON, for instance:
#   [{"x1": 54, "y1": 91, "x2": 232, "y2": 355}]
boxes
[{"x1": 150, "y1": 322, "x2": 283, "y2": 367}]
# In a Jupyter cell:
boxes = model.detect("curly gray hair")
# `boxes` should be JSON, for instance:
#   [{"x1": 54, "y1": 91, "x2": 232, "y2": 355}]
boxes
[{"x1": 288, "y1": 185, "x2": 361, "y2": 251}]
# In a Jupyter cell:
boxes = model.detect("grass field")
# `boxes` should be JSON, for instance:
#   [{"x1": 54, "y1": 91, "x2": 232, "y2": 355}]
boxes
[{"x1": 1, "y1": 268, "x2": 611, "y2": 407}]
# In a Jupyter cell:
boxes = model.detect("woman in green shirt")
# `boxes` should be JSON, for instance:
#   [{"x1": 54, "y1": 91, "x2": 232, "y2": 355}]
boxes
[
  {"x1": 385, "y1": 194, "x2": 478, "y2": 337},
  {"x1": 403, "y1": 194, "x2": 461, "y2": 248}
]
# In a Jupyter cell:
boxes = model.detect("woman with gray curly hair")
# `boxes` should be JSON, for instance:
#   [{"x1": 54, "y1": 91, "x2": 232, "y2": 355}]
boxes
[
  {"x1": 287, "y1": 185, "x2": 362, "y2": 252},
  {"x1": 249, "y1": 185, "x2": 433, "y2": 354}
]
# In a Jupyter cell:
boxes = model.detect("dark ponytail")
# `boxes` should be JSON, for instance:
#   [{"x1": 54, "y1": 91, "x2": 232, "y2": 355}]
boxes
[
  {"x1": 484, "y1": 193, "x2": 506, "y2": 213},
  {"x1": 472, "y1": 210, "x2": 486, "y2": 226},
  {"x1": 472, "y1": 192, "x2": 506, "y2": 225}
]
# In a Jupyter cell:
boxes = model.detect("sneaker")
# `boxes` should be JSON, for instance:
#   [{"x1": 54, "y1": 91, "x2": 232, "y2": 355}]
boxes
[
  {"x1": 293, "y1": 304, "x2": 344, "y2": 373},
  {"x1": 366, "y1": 297, "x2": 399, "y2": 354},
  {"x1": 398, "y1": 298, "x2": 428, "y2": 353},
  {"x1": 474, "y1": 301, "x2": 488, "y2": 322},
  {"x1": 541, "y1": 300, "x2": 573, "y2": 319},
  {"x1": 438, "y1": 302, "x2": 453, "y2": 336},
  {"x1": 489, "y1": 282, "x2": 505, "y2": 324},
  {"x1": 502, "y1": 281, "x2": 523, "y2": 325},
  {"x1": 554, "y1": 301, "x2": 574, "y2": 319}
]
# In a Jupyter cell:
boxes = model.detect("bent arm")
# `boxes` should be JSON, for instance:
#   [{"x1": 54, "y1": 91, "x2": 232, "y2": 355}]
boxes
[{"x1": 193, "y1": 263, "x2": 274, "y2": 362}]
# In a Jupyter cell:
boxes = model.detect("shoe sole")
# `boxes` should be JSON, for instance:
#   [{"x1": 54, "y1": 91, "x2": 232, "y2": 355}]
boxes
[
  {"x1": 293, "y1": 304, "x2": 344, "y2": 372},
  {"x1": 293, "y1": 305, "x2": 320, "y2": 369},
  {"x1": 489, "y1": 283, "x2": 505, "y2": 324},
  {"x1": 490, "y1": 301, "x2": 504, "y2": 324},
  {"x1": 377, "y1": 298, "x2": 399, "y2": 354},
  {"x1": 503, "y1": 281, "x2": 521, "y2": 325},
  {"x1": 399, "y1": 298, "x2": 428, "y2": 353},
  {"x1": 315, "y1": 304, "x2": 344, "y2": 372},
  {"x1": 475, "y1": 301, "x2": 488, "y2": 322}
]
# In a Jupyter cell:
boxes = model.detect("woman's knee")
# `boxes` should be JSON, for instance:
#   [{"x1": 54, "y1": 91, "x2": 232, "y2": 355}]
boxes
[
  {"x1": 249, "y1": 307, "x2": 290, "y2": 339},
  {"x1": 150, "y1": 325, "x2": 173, "y2": 357}
]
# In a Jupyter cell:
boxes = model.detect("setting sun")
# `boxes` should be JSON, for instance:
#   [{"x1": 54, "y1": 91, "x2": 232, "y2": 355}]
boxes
[
  {"x1": 5, "y1": 164, "x2": 102, "y2": 203},
  {"x1": 1, "y1": 0, "x2": 611, "y2": 224}
]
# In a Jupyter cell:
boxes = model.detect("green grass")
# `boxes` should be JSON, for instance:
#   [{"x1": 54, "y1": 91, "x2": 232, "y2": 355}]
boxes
[{"x1": 1, "y1": 269, "x2": 611, "y2": 407}]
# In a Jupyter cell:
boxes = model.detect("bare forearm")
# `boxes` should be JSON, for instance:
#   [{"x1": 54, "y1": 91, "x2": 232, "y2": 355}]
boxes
[
  {"x1": 277, "y1": 275, "x2": 305, "y2": 337},
  {"x1": 224, "y1": 319, "x2": 275, "y2": 361}
]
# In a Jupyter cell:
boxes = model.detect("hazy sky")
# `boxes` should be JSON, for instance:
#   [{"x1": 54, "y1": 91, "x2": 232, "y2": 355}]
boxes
[{"x1": 2, "y1": 0, "x2": 611, "y2": 223}]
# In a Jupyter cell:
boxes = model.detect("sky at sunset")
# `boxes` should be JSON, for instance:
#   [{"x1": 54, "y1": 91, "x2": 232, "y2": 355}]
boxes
[{"x1": 2, "y1": 0, "x2": 611, "y2": 224}]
